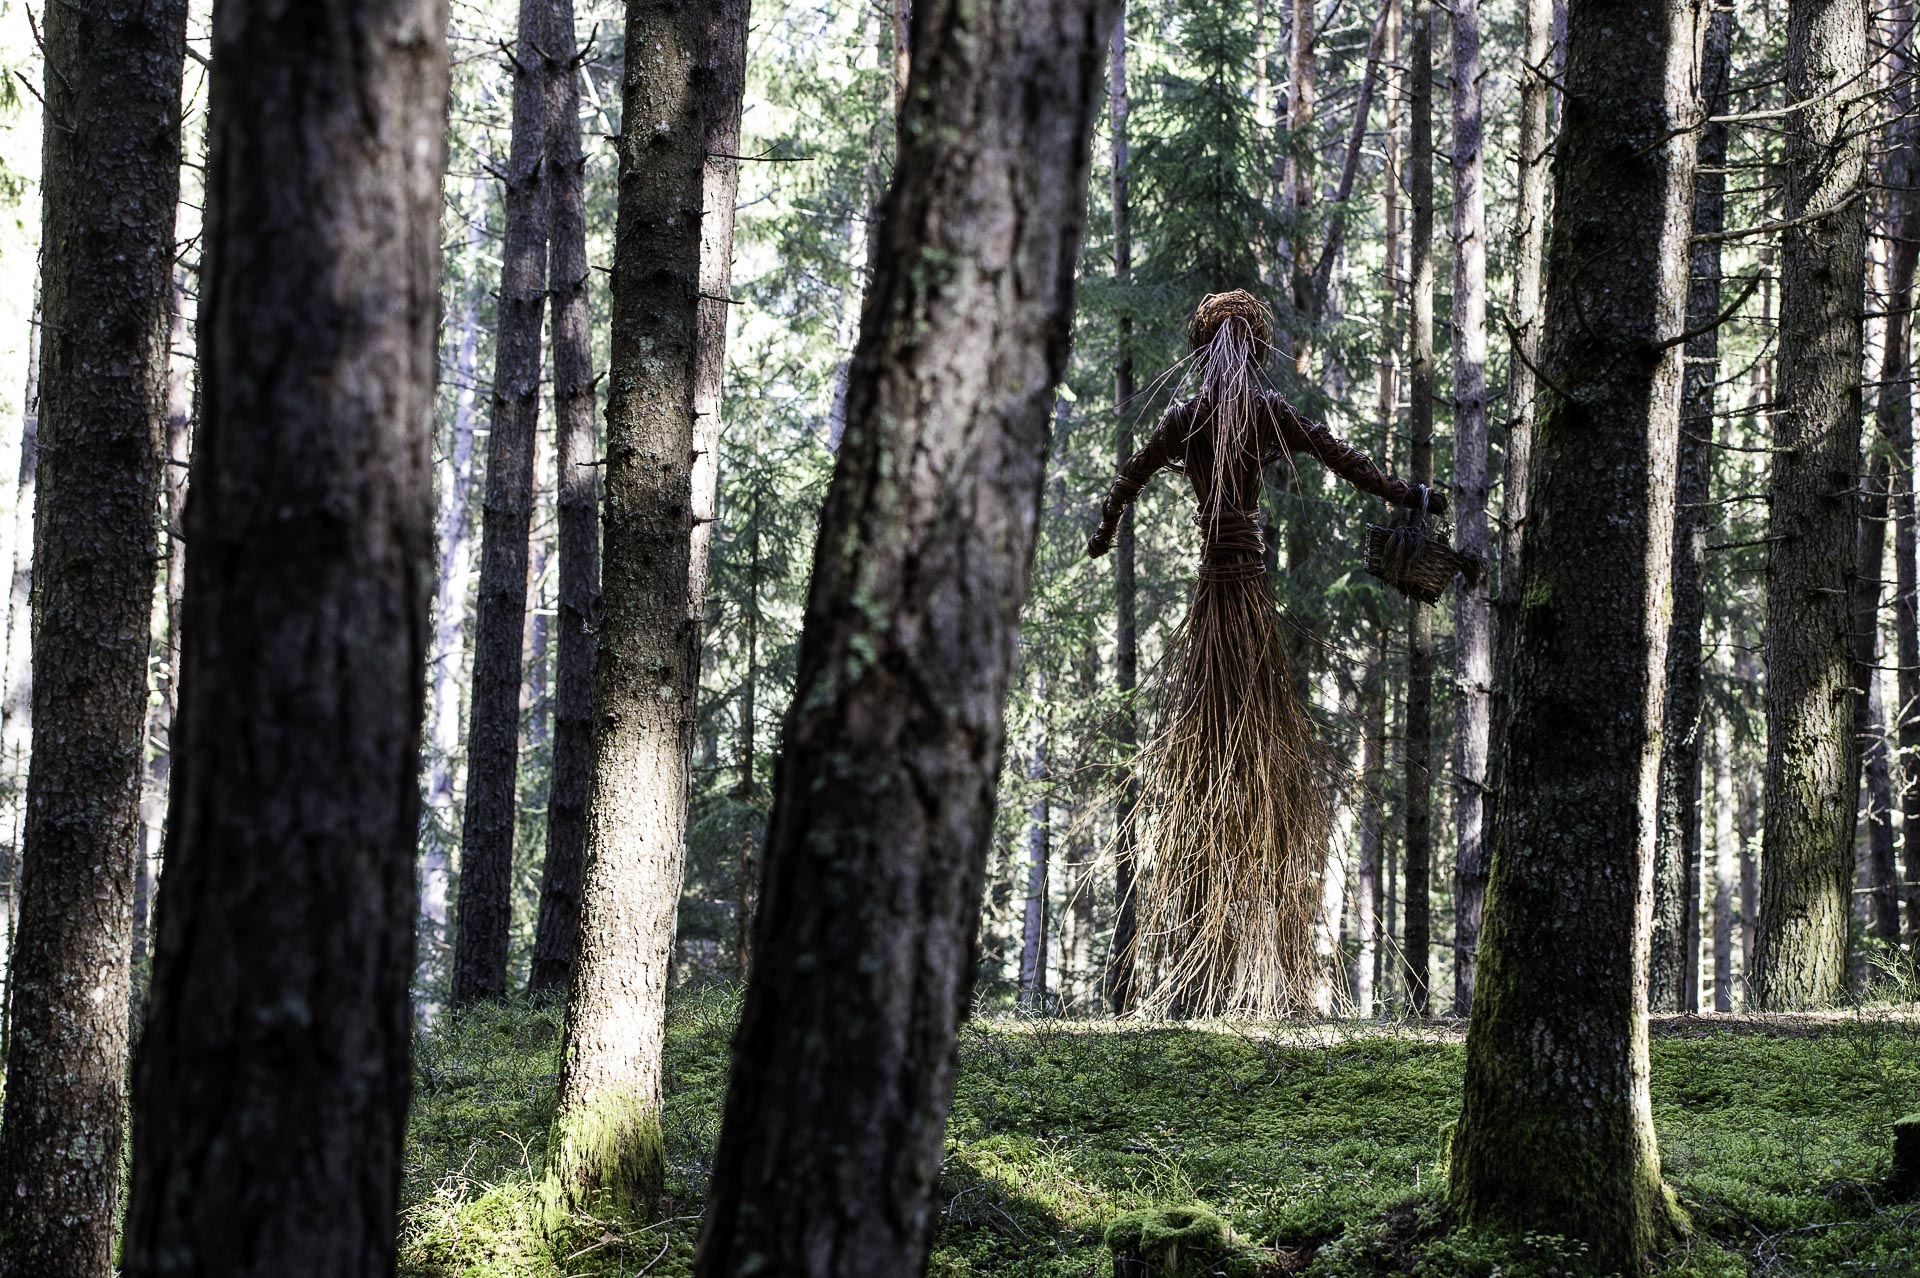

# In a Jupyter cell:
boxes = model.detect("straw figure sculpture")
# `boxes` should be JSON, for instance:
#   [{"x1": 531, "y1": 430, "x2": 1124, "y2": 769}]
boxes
[{"x1": 1088, "y1": 290, "x2": 1446, "y2": 1017}]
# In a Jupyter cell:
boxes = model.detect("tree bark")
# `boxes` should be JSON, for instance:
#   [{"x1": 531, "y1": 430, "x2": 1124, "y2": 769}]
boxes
[
  {"x1": 1713, "y1": 710, "x2": 1735, "y2": 1010},
  {"x1": 1650, "y1": 3, "x2": 1730, "y2": 1013},
  {"x1": 1354, "y1": 630, "x2": 1386, "y2": 1016},
  {"x1": 529, "y1": 0, "x2": 601, "y2": 998},
  {"x1": 422, "y1": 171, "x2": 489, "y2": 1002},
  {"x1": 121, "y1": 3, "x2": 447, "y2": 1272},
  {"x1": 548, "y1": 0, "x2": 748, "y2": 1214},
  {"x1": 0, "y1": 289, "x2": 37, "y2": 1045},
  {"x1": 691, "y1": 0, "x2": 1119, "y2": 1268},
  {"x1": 1448, "y1": 0, "x2": 1490, "y2": 1016},
  {"x1": 0, "y1": 2, "x2": 184, "y2": 1273},
  {"x1": 1491, "y1": 0, "x2": 1553, "y2": 806},
  {"x1": 1108, "y1": 4, "x2": 1141, "y2": 1016},
  {"x1": 1403, "y1": 0, "x2": 1435, "y2": 1016},
  {"x1": 1018, "y1": 707, "x2": 1049, "y2": 1010},
  {"x1": 1446, "y1": 0, "x2": 1697, "y2": 1256},
  {"x1": 732, "y1": 490, "x2": 761, "y2": 980},
  {"x1": 452, "y1": 0, "x2": 554, "y2": 1005},
  {"x1": 1756, "y1": 0, "x2": 1869, "y2": 1010}
]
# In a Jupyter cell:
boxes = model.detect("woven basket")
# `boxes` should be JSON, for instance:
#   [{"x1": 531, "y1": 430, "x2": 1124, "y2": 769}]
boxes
[{"x1": 1364, "y1": 494, "x2": 1482, "y2": 605}]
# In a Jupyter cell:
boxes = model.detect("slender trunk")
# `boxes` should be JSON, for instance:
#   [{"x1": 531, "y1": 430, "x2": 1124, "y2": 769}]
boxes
[
  {"x1": 1713, "y1": 710, "x2": 1735, "y2": 1011},
  {"x1": 452, "y1": 0, "x2": 554, "y2": 1005},
  {"x1": 0, "y1": 289, "x2": 37, "y2": 1048},
  {"x1": 1403, "y1": 0, "x2": 1435, "y2": 1016},
  {"x1": 422, "y1": 173, "x2": 489, "y2": 1002},
  {"x1": 1286, "y1": 0, "x2": 1316, "y2": 373},
  {"x1": 1018, "y1": 706, "x2": 1049, "y2": 1010},
  {"x1": 1756, "y1": 0, "x2": 1869, "y2": 1010},
  {"x1": 733, "y1": 491, "x2": 760, "y2": 980},
  {"x1": 1307, "y1": 0, "x2": 1393, "y2": 316},
  {"x1": 1651, "y1": 5, "x2": 1731, "y2": 1011},
  {"x1": 1880, "y1": 0, "x2": 1920, "y2": 946},
  {"x1": 529, "y1": 0, "x2": 601, "y2": 998},
  {"x1": 691, "y1": 0, "x2": 1120, "y2": 1266},
  {"x1": 133, "y1": 278, "x2": 197, "y2": 1025},
  {"x1": 1491, "y1": 0, "x2": 1552, "y2": 808},
  {"x1": 1446, "y1": 0, "x2": 1697, "y2": 1255},
  {"x1": 1354, "y1": 630, "x2": 1386, "y2": 1016},
  {"x1": 121, "y1": 3, "x2": 447, "y2": 1270},
  {"x1": 1108, "y1": 6, "x2": 1141, "y2": 1015},
  {"x1": 1866, "y1": 670, "x2": 1901, "y2": 937},
  {"x1": 549, "y1": 0, "x2": 748, "y2": 1214},
  {"x1": 1447, "y1": 0, "x2": 1490, "y2": 1016},
  {"x1": 0, "y1": 2, "x2": 184, "y2": 1272}
]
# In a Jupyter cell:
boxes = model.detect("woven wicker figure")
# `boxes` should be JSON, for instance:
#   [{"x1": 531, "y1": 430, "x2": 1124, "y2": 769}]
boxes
[{"x1": 1089, "y1": 290, "x2": 1441, "y2": 1016}]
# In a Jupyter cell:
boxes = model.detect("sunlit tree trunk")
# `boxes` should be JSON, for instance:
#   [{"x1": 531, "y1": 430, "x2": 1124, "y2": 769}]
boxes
[
  {"x1": 1017, "y1": 705, "x2": 1049, "y2": 1010},
  {"x1": 122, "y1": 1, "x2": 447, "y2": 1270},
  {"x1": 1447, "y1": 0, "x2": 1697, "y2": 1256},
  {"x1": 1651, "y1": 4, "x2": 1730, "y2": 1013},
  {"x1": 452, "y1": 0, "x2": 554, "y2": 1005},
  {"x1": 1354, "y1": 631, "x2": 1386, "y2": 1016},
  {"x1": 1448, "y1": 0, "x2": 1490, "y2": 1015},
  {"x1": 1713, "y1": 712, "x2": 1735, "y2": 1011},
  {"x1": 1756, "y1": 0, "x2": 1869, "y2": 1009},
  {"x1": 549, "y1": 0, "x2": 748, "y2": 1214},
  {"x1": 692, "y1": 0, "x2": 1119, "y2": 1267},
  {"x1": 0, "y1": 2, "x2": 184, "y2": 1272}
]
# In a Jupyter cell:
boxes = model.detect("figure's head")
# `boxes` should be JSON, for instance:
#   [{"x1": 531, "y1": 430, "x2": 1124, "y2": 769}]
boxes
[{"x1": 1187, "y1": 289, "x2": 1274, "y2": 353}]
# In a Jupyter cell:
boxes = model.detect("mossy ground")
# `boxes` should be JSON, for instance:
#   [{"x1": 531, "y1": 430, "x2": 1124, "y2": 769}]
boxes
[{"x1": 401, "y1": 988, "x2": 1920, "y2": 1277}]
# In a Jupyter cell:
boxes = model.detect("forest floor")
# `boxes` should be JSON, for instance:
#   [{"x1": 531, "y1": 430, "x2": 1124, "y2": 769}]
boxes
[{"x1": 400, "y1": 987, "x2": 1920, "y2": 1278}]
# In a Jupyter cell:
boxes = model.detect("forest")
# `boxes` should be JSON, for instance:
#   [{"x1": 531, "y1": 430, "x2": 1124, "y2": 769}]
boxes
[{"x1": 0, "y1": 0, "x2": 1913, "y2": 1274}]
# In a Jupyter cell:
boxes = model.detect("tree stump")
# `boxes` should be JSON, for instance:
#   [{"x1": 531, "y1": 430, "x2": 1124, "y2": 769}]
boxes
[
  {"x1": 1894, "y1": 1114, "x2": 1920, "y2": 1198},
  {"x1": 1105, "y1": 1205, "x2": 1272, "y2": 1277}
]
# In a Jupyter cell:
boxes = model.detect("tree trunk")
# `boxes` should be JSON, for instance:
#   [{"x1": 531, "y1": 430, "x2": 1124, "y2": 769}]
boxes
[
  {"x1": 1713, "y1": 710, "x2": 1735, "y2": 1011},
  {"x1": 0, "y1": 288, "x2": 37, "y2": 1046},
  {"x1": 0, "y1": 2, "x2": 184, "y2": 1273},
  {"x1": 1878, "y1": 0, "x2": 1920, "y2": 946},
  {"x1": 548, "y1": 0, "x2": 748, "y2": 1215},
  {"x1": 452, "y1": 0, "x2": 554, "y2": 1005},
  {"x1": 1448, "y1": 0, "x2": 1490, "y2": 1017},
  {"x1": 1650, "y1": 4, "x2": 1730, "y2": 1012},
  {"x1": 121, "y1": 3, "x2": 447, "y2": 1272},
  {"x1": 529, "y1": 0, "x2": 601, "y2": 999},
  {"x1": 1865, "y1": 672, "x2": 1901, "y2": 938},
  {"x1": 422, "y1": 171, "x2": 490, "y2": 1004},
  {"x1": 1403, "y1": 0, "x2": 1435, "y2": 1016},
  {"x1": 1756, "y1": 0, "x2": 1869, "y2": 1010},
  {"x1": 1354, "y1": 630, "x2": 1386, "y2": 1016},
  {"x1": 1491, "y1": 0, "x2": 1553, "y2": 802},
  {"x1": 691, "y1": 0, "x2": 1119, "y2": 1268},
  {"x1": 1285, "y1": 0, "x2": 1316, "y2": 373},
  {"x1": 1108, "y1": 4, "x2": 1141, "y2": 1016},
  {"x1": 1018, "y1": 708, "x2": 1049, "y2": 1011},
  {"x1": 733, "y1": 491, "x2": 761, "y2": 980},
  {"x1": 1446, "y1": 0, "x2": 1697, "y2": 1256}
]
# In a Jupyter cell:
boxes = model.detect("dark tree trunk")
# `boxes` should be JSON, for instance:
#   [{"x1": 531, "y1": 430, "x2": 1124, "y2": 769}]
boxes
[
  {"x1": 1018, "y1": 708, "x2": 1049, "y2": 1010},
  {"x1": 1756, "y1": 0, "x2": 1869, "y2": 1010},
  {"x1": 1880, "y1": 0, "x2": 1920, "y2": 946},
  {"x1": 1403, "y1": 0, "x2": 1435, "y2": 1016},
  {"x1": 0, "y1": 2, "x2": 184, "y2": 1273},
  {"x1": 452, "y1": 0, "x2": 554, "y2": 1005},
  {"x1": 691, "y1": 0, "x2": 1119, "y2": 1268},
  {"x1": 548, "y1": 0, "x2": 748, "y2": 1214},
  {"x1": 1445, "y1": 0, "x2": 1698, "y2": 1257},
  {"x1": 529, "y1": 0, "x2": 600, "y2": 998},
  {"x1": 1650, "y1": 4, "x2": 1731, "y2": 1013},
  {"x1": 1491, "y1": 0, "x2": 1553, "y2": 801},
  {"x1": 1108, "y1": 4, "x2": 1141, "y2": 1016},
  {"x1": 1448, "y1": 0, "x2": 1490, "y2": 1016},
  {"x1": 121, "y1": 3, "x2": 448, "y2": 1273}
]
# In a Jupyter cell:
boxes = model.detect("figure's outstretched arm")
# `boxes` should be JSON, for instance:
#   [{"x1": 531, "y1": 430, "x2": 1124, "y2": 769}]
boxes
[
  {"x1": 1088, "y1": 402, "x2": 1186, "y2": 557},
  {"x1": 1265, "y1": 394, "x2": 1447, "y2": 514}
]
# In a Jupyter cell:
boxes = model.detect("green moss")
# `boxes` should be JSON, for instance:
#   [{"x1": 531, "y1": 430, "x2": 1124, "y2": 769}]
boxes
[
  {"x1": 1105, "y1": 1204, "x2": 1275, "y2": 1276},
  {"x1": 541, "y1": 1087, "x2": 666, "y2": 1227},
  {"x1": 400, "y1": 998, "x2": 1920, "y2": 1278}
]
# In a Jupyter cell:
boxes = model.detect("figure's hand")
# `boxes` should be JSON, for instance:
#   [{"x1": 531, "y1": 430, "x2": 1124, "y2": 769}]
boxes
[
  {"x1": 1417, "y1": 486, "x2": 1449, "y2": 517},
  {"x1": 1087, "y1": 529, "x2": 1114, "y2": 559}
]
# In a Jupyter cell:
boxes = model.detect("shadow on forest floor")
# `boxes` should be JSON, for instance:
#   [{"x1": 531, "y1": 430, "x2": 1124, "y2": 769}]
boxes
[{"x1": 399, "y1": 987, "x2": 1920, "y2": 1277}]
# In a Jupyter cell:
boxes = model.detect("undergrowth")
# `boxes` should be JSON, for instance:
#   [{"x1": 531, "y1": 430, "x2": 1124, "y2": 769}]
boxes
[{"x1": 399, "y1": 988, "x2": 1920, "y2": 1277}]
